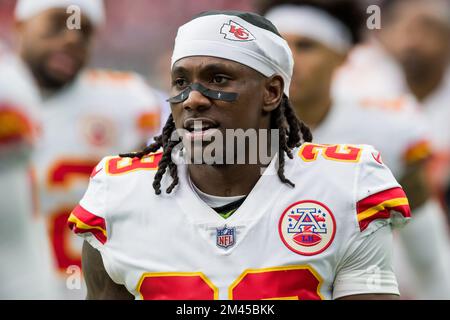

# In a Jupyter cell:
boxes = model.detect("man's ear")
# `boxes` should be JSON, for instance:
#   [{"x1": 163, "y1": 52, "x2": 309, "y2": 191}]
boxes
[
  {"x1": 262, "y1": 75, "x2": 284, "y2": 113},
  {"x1": 334, "y1": 51, "x2": 348, "y2": 68}
]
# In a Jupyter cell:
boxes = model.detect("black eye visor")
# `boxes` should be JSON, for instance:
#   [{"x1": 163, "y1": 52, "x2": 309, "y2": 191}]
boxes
[{"x1": 166, "y1": 83, "x2": 239, "y2": 103}]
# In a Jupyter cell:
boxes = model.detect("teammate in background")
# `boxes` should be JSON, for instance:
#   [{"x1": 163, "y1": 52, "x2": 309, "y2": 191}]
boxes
[
  {"x1": 377, "y1": 0, "x2": 450, "y2": 218},
  {"x1": 70, "y1": 10, "x2": 410, "y2": 300},
  {"x1": 0, "y1": 44, "x2": 57, "y2": 299},
  {"x1": 14, "y1": 0, "x2": 161, "y2": 299},
  {"x1": 334, "y1": 0, "x2": 450, "y2": 216},
  {"x1": 261, "y1": 0, "x2": 450, "y2": 299}
]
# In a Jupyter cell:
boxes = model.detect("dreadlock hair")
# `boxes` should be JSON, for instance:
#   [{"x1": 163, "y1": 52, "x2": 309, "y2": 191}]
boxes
[{"x1": 120, "y1": 94, "x2": 312, "y2": 195}]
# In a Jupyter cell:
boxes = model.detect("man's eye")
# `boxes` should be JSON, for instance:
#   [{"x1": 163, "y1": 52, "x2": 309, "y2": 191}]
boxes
[
  {"x1": 295, "y1": 41, "x2": 316, "y2": 51},
  {"x1": 174, "y1": 79, "x2": 187, "y2": 88},
  {"x1": 211, "y1": 75, "x2": 229, "y2": 84},
  {"x1": 46, "y1": 20, "x2": 65, "y2": 36}
]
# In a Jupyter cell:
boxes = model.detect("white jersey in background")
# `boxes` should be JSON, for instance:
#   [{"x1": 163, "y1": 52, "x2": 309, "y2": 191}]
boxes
[
  {"x1": 69, "y1": 145, "x2": 410, "y2": 300},
  {"x1": 313, "y1": 96, "x2": 430, "y2": 179},
  {"x1": 334, "y1": 41, "x2": 450, "y2": 202},
  {"x1": 0, "y1": 48, "x2": 57, "y2": 299},
  {"x1": 33, "y1": 69, "x2": 161, "y2": 299},
  {"x1": 331, "y1": 43, "x2": 450, "y2": 299}
]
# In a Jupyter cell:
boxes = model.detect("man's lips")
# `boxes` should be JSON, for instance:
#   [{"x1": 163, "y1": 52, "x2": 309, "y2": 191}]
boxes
[
  {"x1": 183, "y1": 128, "x2": 221, "y2": 141},
  {"x1": 46, "y1": 52, "x2": 79, "y2": 78},
  {"x1": 182, "y1": 118, "x2": 221, "y2": 141},
  {"x1": 183, "y1": 118, "x2": 220, "y2": 132}
]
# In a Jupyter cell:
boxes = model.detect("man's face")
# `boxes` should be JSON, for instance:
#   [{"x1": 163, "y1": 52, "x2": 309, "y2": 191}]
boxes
[
  {"x1": 283, "y1": 33, "x2": 346, "y2": 107},
  {"x1": 380, "y1": 0, "x2": 450, "y2": 80},
  {"x1": 17, "y1": 8, "x2": 94, "y2": 89},
  {"x1": 170, "y1": 56, "x2": 271, "y2": 160}
]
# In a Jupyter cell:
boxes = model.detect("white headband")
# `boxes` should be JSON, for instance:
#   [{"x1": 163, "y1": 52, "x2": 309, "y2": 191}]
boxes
[
  {"x1": 409, "y1": 0, "x2": 450, "y2": 28},
  {"x1": 265, "y1": 5, "x2": 352, "y2": 54},
  {"x1": 171, "y1": 13, "x2": 294, "y2": 97},
  {"x1": 15, "y1": 0, "x2": 105, "y2": 26}
]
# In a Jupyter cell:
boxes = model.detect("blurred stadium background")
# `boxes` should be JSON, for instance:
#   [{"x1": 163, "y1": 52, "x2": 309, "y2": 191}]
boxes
[
  {"x1": 0, "y1": 0, "x2": 380, "y2": 89},
  {"x1": 0, "y1": 0, "x2": 259, "y2": 90}
]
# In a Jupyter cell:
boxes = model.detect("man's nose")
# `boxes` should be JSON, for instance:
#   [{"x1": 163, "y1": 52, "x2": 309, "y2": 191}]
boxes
[
  {"x1": 182, "y1": 90, "x2": 212, "y2": 112},
  {"x1": 61, "y1": 29, "x2": 84, "y2": 47}
]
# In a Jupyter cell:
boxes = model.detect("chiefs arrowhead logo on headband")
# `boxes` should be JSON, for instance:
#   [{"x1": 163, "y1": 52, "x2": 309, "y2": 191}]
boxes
[
  {"x1": 220, "y1": 20, "x2": 256, "y2": 42},
  {"x1": 172, "y1": 11, "x2": 293, "y2": 96}
]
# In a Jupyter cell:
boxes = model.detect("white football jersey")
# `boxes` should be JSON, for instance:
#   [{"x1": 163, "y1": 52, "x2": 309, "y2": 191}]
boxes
[
  {"x1": 33, "y1": 69, "x2": 161, "y2": 299},
  {"x1": 334, "y1": 40, "x2": 450, "y2": 150},
  {"x1": 0, "y1": 47, "x2": 40, "y2": 159},
  {"x1": 0, "y1": 49, "x2": 57, "y2": 299},
  {"x1": 313, "y1": 96, "x2": 430, "y2": 179},
  {"x1": 332, "y1": 43, "x2": 450, "y2": 299},
  {"x1": 333, "y1": 41, "x2": 450, "y2": 189},
  {"x1": 69, "y1": 144, "x2": 410, "y2": 300}
]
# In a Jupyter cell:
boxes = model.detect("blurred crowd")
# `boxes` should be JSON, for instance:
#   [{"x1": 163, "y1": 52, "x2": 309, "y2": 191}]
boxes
[
  {"x1": 0, "y1": 0, "x2": 449, "y2": 299},
  {"x1": 0, "y1": 0, "x2": 255, "y2": 89}
]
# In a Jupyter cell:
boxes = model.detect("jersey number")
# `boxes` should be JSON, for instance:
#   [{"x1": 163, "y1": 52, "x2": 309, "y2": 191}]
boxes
[
  {"x1": 48, "y1": 159, "x2": 98, "y2": 270},
  {"x1": 105, "y1": 153, "x2": 161, "y2": 175},
  {"x1": 137, "y1": 266, "x2": 323, "y2": 300},
  {"x1": 299, "y1": 143, "x2": 362, "y2": 162}
]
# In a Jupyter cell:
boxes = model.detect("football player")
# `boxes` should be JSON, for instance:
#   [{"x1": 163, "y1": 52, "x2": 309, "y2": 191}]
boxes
[
  {"x1": 69, "y1": 11, "x2": 410, "y2": 300},
  {"x1": 262, "y1": 0, "x2": 450, "y2": 299},
  {"x1": 333, "y1": 0, "x2": 450, "y2": 215},
  {"x1": 14, "y1": 0, "x2": 161, "y2": 299},
  {"x1": 377, "y1": 0, "x2": 450, "y2": 217},
  {"x1": 0, "y1": 44, "x2": 57, "y2": 299}
]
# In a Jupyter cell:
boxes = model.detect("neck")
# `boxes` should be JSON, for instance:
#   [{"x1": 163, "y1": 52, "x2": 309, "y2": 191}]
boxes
[
  {"x1": 39, "y1": 85, "x2": 60, "y2": 99},
  {"x1": 293, "y1": 94, "x2": 332, "y2": 130},
  {"x1": 188, "y1": 163, "x2": 268, "y2": 197},
  {"x1": 406, "y1": 69, "x2": 445, "y2": 102}
]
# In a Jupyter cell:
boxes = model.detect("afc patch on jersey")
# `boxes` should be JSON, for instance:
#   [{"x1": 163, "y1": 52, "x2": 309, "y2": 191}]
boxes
[
  {"x1": 278, "y1": 200, "x2": 336, "y2": 256},
  {"x1": 216, "y1": 225, "x2": 236, "y2": 249}
]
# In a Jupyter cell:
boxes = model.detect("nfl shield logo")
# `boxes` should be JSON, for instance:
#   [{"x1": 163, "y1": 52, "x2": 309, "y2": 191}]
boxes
[{"x1": 216, "y1": 225, "x2": 236, "y2": 249}]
